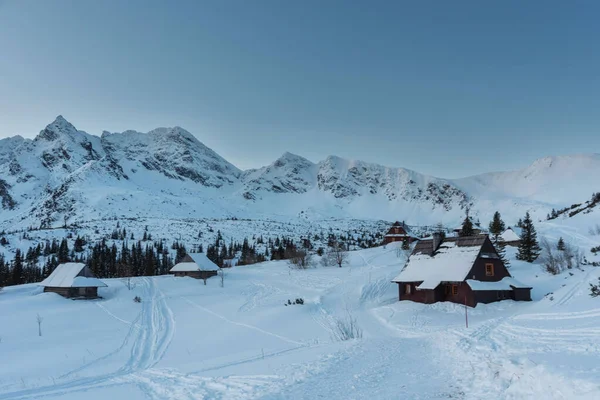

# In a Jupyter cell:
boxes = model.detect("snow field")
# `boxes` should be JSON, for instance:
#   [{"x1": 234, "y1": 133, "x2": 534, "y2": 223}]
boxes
[{"x1": 1, "y1": 237, "x2": 600, "y2": 399}]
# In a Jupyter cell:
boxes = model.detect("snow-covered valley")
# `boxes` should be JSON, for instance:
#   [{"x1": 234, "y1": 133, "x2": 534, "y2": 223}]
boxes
[{"x1": 1, "y1": 238, "x2": 600, "y2": 400}]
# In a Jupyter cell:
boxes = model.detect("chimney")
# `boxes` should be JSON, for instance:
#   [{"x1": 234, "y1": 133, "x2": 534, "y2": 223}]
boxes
[{"x1": 432, "y1": 232, "x2": 442, "y2": 254}]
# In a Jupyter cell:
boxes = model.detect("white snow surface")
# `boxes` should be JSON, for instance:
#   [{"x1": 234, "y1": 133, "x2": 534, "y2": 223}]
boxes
[
  {"x1": 169, "y1": 254, "x2": 219, "y2": 273},
  {"x1": 40, "y1": 263, "x2": 107, "y2": 288},
  {"x1": 1, "y1": 243, "x2": 600, "y2": 400},
  {"x1": 500, "y1": 227, "x2": 523, "y2": 242},
  {"x1": 186, "y1": 253, "x2": 220, "y2": 271},
  {"x1": 466, "y1": 277, "x2": 531, "y2": 291},
  {"x1": 392, "y1": 241, "x2": 481, "y2": 285}
]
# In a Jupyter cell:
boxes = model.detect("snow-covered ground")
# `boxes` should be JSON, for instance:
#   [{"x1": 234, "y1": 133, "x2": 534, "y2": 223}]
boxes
[{"x1": 2, "y1": 230, "x2": 600, "y2": 399}]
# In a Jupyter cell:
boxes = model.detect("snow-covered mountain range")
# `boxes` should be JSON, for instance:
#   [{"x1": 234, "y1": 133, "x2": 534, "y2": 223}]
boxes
[{"x1": 1, "y1": 116, "x2": 599, "y2": 231}]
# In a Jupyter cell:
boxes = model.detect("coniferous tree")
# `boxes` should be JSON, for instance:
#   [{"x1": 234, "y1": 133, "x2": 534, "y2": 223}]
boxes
[
  {"x1": 58, "y1": 238, "x2": 70, "y2": 263},
  {"x1": 12, "y1": 249, "x2": 24, "y2": 285},
  {"x1": 557, "y1": 237, "x2": 566, "y2": 251},
  {"x1": 517, "y1": 212, "x2": 541, "y2": 262},
  {"x1": 0, "y1": 254, "x2": 9, "y2": 287},
  {"x1": 459, "y1": 212, "x2": 474, "y2": 237},
  {"x1": 488, "y1": 211, "x2": 506, "y2": 238}
]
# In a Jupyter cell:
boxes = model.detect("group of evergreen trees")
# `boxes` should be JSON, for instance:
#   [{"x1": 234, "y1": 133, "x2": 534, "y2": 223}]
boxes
[{"x1": 459, "y1": 209, "x2": 542, "y2": 265}]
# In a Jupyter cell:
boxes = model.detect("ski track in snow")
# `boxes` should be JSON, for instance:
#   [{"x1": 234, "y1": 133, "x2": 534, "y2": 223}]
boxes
[
  {"x1": 182, "y1": 297, "x2": 305, "y2": 347},
  {"x1": 440, "y1": 303, "x2": 600, "y2": 399},
  {"x1": 0, "y1": 278, "x2": 178, "y2": 400}
]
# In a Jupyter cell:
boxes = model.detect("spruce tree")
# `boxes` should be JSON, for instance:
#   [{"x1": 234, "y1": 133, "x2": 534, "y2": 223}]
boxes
[
  {"x1": 516, "y1": 212, "x2": 541, "y2": 262},
  {"x1": 557, "y1": 237, "x2": 566, "y2": 251},
  {"x1": 488, "y1": 211, "x2": 506, "y2": 238},
  {"x1": 459, "y1": 213, "x2": 474, "y2": 237},
  {"x1": 12, "y1": 249, "x2": 24, "y2": 285}
]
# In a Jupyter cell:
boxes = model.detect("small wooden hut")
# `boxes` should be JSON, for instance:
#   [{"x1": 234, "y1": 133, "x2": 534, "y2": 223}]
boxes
[
  {"x1": 170, "y1": 253, "x2": 219, "y2": 280},
  {"x1": 39, "y1": 263, "x2": 107, "y2": 299},
  {"x1": 383, "y1": 221, "x2": 419, "y2": 245}
]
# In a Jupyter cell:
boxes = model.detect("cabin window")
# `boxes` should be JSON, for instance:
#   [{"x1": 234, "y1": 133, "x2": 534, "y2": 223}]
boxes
[
  {"x1": 451, "y1": 285, "x2": 458, "y2": 295},
  {"x1": 78, "y1": 287, "x2": 86, "y2": 296},
  {"x1": 405, "y1": 284, "x2": 412, "y2": 294},
  {"x1": 485, "y1": 263, "x2": 494, "y2": 276}
]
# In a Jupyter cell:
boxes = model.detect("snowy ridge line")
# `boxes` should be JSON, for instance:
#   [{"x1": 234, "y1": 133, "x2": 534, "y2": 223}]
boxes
[{"x1": 182, "y1": 297, "x2": 305, "y2": 346}]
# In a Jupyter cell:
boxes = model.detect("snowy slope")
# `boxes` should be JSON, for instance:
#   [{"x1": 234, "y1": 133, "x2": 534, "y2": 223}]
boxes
[{"x1": 1, "y1": 243, "x2": 599, "y2": 400}]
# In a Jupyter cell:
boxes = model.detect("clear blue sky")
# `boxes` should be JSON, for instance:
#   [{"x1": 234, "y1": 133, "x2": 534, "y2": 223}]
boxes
[{"x1": 1, "y1": 0, "x2": 599, "y2": 178}]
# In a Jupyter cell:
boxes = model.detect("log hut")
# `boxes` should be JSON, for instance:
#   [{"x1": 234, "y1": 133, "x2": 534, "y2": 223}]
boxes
[
  {"x1": 170, "y1": 253, "x2": 219, "y2": 280},
  {"x1": 39, "y1": 263, "x2": 107, "y2": 299}
]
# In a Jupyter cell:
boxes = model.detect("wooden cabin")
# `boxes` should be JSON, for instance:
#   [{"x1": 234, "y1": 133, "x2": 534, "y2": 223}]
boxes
[
  {"x1": 392, "y1": 234, "x2": 531, "y2": 307},
  {"x1": 170, "y1": 253, "x2": 219, "y2": 280},
  {"x1": 39, "y1": 263, "x2": 107, "y2": 299},
  {"x1": 499, "y1": 227, "x2": 523, "y2": 247},
  {"x1": 383, "y1": 221, "x2": 419, "y2": 245}
]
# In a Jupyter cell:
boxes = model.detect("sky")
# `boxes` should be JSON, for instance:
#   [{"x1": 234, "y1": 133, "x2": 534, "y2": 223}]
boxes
[{"x1": 0, "y1": 0, "x2": 599, "y2": 178}]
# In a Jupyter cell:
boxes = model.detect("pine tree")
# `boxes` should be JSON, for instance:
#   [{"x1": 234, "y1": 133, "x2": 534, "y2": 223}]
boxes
[
  {"x1": 557, "y1": 237, "x2": 566, "y2": 251},
  {"x1": 488, "y1": 211, "x2": 506, "y2": 238},
  {"x1": 516, "y1": 212, "x2": 541, "y2": 262},
  {"x1": 459, "y1": 213, "x2": 474, "y2": 237},
  {"x1": 12, "y1": 249, "x2": 24, "y2": 285},
  {"x1": 58, "y1": 239, "x2": 70, "y2": 263},
  {"x1": 401, "y1": 239, "x2": 410, "y2": 250}
]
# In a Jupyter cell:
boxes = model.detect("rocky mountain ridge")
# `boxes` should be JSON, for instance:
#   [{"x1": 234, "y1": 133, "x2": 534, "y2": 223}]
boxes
[{"x1": 1, "y1": 116, "x2": 599, "y2": 229}]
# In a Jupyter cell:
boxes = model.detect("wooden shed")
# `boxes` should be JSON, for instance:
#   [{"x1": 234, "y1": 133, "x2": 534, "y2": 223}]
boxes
[
  {"x1": 499, "y1": 227, "x2": 523, "y2": 247},
  {"x1": 39, "y1": 263, "x2": 107, "y2": 299},
  {"x1": 392, "y1": 234, "x2": 532, "y2": 307},
  {"x1": 170, "y1": 253, "x2": 219, "y2": 280}
]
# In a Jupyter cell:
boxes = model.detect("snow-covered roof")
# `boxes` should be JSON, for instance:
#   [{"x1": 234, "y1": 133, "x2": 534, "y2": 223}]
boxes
[
  {"x1": 392, "y1": 240, "x2": 482, "y2": 287},
  {"x1": 170, "y1": 253, "x2": 219, "y2": 273},
  {"x1": 40, "y1": 263, "x2": 107, "y2": 288},
  {"x1": 170, "y1": 262, "x2": 201, "y2": 272},
  {"x1": 500, "y1": 227, "x2": 522, "y2": 242},
  {"x1": 466, "y1": 277, "x2": 532, "y2": 291}
]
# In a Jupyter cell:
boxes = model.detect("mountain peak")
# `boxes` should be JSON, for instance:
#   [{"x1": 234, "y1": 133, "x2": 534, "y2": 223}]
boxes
[
  {"x1": 36, "y1": 115, "x2": 78, "y2": 141},
  {"x1": 277, "y1": 152, "x2": 312, "y2": 163}
]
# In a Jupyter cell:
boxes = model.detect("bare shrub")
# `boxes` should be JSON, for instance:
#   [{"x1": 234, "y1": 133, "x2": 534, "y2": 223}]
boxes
[
  {"x1": 332, "y1": 311, "x2": 363, "y2": 341},
  {"x1": 541, "y1": 238, "x2": 583, "y2": 275},
  {"x1": 133, "y1": 296, "x2": 142, "y2": 303},
  {"x1": 288, "y1": 248, "x2": 313, "y2": 269},
  {"x1": 321, "y1": 242, "x2": 348, "y2": 268}
]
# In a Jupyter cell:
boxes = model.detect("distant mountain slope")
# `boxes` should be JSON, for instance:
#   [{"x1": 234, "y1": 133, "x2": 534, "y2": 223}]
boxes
[{"x1": 1, "y1": 116, "x2": 599, "y2": 230}]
